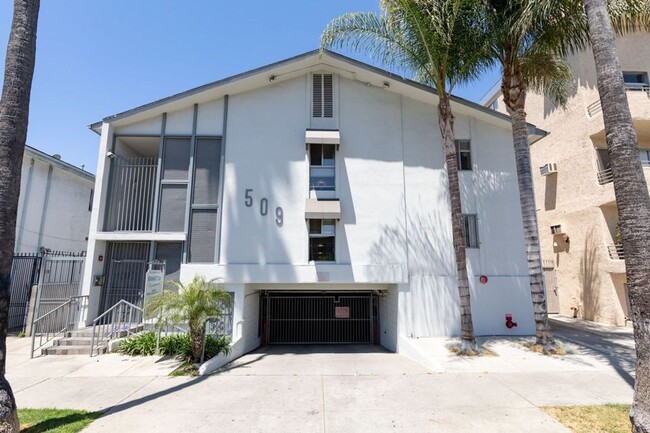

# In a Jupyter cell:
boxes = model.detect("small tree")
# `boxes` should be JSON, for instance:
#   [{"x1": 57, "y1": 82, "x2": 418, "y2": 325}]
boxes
[{"x1": 145, "y1": 275, "x2": 233, "y2": 363}]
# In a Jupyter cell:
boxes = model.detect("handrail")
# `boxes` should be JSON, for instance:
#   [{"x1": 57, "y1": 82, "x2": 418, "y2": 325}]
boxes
[
  {"x1": 607, "y1": 243, "x2": 625, "y2": 260},
  {"x1": 90, "y1": 299, "x2": 144, "y2": 357},
  {"x1": 597, "y1": 167, "x2": 614, "y2": 185},
  {"x1": 30, "y1": 295, "x2": 89, "y2": 359}
]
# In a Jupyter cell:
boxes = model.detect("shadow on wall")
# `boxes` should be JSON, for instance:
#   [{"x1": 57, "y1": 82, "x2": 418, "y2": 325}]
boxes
[
  {"x1": 579, "y1": 227, "x2": 601, "y2": 321},
  {"x1": 544, "y1": 174, "x2": 558, "y2": 211},
  {"x1": 369, "y1": 194, "x2": 460, "y2": 337}
]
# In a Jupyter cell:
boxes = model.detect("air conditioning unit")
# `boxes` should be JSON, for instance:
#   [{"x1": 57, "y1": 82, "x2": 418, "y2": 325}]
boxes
[{"x1": 540, "y1": 163, "x2": 558, "y2": 176}]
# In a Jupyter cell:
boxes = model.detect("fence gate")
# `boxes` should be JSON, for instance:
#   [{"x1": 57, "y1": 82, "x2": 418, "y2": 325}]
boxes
[
  {"x1": 33, "y1": 253, "x2": 85, "y2": 329},
  {"x1": 8, "y1": 254, "x2": 41, "y2": 333},
  {"x1": 262, "y1": 292, "x2": 377, "y2": 344},
  {"x1": 100, "y1": 242, "x2": 149, "y2": 314}
]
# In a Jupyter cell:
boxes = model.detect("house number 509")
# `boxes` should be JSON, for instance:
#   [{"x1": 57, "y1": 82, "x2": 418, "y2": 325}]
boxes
[{"x1": 244, "y1": 189, "x2": 283, "y2": 226}]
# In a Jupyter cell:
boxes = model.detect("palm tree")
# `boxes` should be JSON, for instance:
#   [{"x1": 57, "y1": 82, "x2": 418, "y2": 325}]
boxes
[
  {"x1": 322, "y1": 0, "x2": 492, "y2": 351},
  {"x1": 581, "y1": 1, "x2": 650, "y2": 430},
  {"x1": 0, "y1": 0, "x2": 40, "y2": 431},
  {"x1": 145, "y1": 275, "x2": 233, "y2": 363},
  {"x1": 485, "y1": 0, "x2": 649, "y2": 351}
]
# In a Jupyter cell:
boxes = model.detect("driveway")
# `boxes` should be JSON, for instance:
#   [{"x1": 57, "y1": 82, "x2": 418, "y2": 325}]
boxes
[{"x1": 7, "y1": 320, "x2": 636, "y2": 433}]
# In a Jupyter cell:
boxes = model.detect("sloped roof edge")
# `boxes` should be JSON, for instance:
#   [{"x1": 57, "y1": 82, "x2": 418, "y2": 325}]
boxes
[{"x1": 89, "y1": 49, "x2": 547, "y2": 140}]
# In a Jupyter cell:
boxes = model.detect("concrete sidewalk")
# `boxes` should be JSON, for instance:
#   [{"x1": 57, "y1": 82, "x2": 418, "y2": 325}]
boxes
[{"x1": 6, "y1": 320, "x2": 636, "y2": 433}]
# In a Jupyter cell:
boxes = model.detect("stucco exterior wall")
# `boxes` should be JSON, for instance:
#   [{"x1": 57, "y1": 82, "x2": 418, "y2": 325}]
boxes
[
  {"x1": 485, "y1": 32, "x2": 650, "y2": 326},
  {"x1": 84, "y1": 60, "x2": 536, "y2": 349},
  {"x1": 15, "y1": 152, "x2": 94, "y2": 254}
]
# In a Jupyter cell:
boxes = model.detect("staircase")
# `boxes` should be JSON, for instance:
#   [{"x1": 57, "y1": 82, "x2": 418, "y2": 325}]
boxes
[{"x1": 42, "y1": 328, "x2": 106, "y2": 356}]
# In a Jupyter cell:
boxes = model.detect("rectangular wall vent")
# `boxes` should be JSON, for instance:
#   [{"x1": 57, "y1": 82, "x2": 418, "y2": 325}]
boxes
[{"x1": 313, "y1": 73, "x2": 333, "y2": 118}]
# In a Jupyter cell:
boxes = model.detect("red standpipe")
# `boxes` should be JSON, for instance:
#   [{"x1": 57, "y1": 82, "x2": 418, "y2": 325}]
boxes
[{"x1": 505, "y1": 314, "x2": 518, "y2": 329}]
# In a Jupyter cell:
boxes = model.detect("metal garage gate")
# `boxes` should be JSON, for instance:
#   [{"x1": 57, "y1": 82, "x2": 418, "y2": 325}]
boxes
[{"x1": 262, "y1": 292, "x2": 378, "y2": 344}]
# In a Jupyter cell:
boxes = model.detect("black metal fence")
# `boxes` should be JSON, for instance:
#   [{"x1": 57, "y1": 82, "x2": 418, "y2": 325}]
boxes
[{"x1": 8, "y1": 253, "x2": 41, "y2": 333}]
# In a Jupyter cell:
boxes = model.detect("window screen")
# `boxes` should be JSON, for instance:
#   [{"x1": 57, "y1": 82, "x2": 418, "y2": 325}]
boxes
[
  {"x1": 309, "y1": 219, "x2": 336, "y2": 261},
  {"x1": 463, "y1": 214, "x2": 479, "y2": 248},
  {"x1": 162, "y1": 138, "x2": 191, "y2": 180},
  {"x1": 189, "y1": 209, "x2": 218, "y2": 262},
  {"x1": 158, "y1": 184, "x2": 187, "y2": 231},
  {"x1": 155, "y1": 242, "x2": 183, "y2": 282}
]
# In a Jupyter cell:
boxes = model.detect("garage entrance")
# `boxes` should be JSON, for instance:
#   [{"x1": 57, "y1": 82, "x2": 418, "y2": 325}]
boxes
[{"x1": 260, "y1": 292, "x2": 378, "y2": 344}]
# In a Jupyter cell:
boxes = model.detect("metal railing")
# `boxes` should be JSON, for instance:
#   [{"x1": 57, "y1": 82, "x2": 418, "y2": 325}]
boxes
[
  {"x1": 597, "y1": 167, "x2": 614, "y2": 185},
  {"x1": 30, "y1": 295, "x2": 88, "y2": 358},
  {"x1": 625, "y1": 82, "x2": 650, "y2": 96},
  {"x1": 90, "y1": 300, "x2": 144, "y2": 357},
  {"x1": 104, "y1": 156, "x2": 158, "y2": 232},
  {"x1": 607, "y1": 244, "x2": 625, "y2": 260}
]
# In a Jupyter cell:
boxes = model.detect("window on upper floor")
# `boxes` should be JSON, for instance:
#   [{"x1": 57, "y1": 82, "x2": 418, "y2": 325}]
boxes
[
  {"x1": 455, "y1": 140, "x2": 472, "y2": 171},
  {"x1": 309, "y1": 219, "x2": 336, "y2": 262},
  {"x1": 310, "y1": 143, "x2": 336, "y2": 191},
  {"x1": 490, "y1": 99, "x2": 499, "y2": 110},
  {"x1": 623, "y1": 71, "x2": 649, "y2": 91},
  {"x1": 88, "y1": 189, "x2": 94, "y2": 212},
  {"x1": 313, "y1": 73, "x2": 333, "y2": 118},
  {"x1": 464, "y1": 214, "x2": 480, "y2": 248}
]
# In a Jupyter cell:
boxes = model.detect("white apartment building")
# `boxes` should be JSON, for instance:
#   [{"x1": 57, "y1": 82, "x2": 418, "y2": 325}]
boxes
[
  {"x1": 16, "y1": 146, "x2": 95, "y2": 254},
  {"x1": 82, "y1": 50, "x2": 546, "y2": 362},
  {"x1": 484, "y1": 32, "x2": 650, "y2": 326}
]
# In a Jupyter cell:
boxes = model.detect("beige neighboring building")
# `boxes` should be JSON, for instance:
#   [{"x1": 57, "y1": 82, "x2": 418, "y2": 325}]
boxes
[{"x1": 483, "y1": 32, "x2": 650, "y2": 326}]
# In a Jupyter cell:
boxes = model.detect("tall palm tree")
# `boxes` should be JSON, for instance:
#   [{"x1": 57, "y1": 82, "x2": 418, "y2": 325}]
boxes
[
  {"x1": 322, "y1": 0, "x2": 492, "y2": 351},
  {"x1": 581, "y1": 1, "x2": 650, "y2": 430},
  {"x1": 485, "y1": 0, "x2": 649, "y2": 350},
  {"x1": 0, "y1": 0, "x2": 40, "y2": 431}
]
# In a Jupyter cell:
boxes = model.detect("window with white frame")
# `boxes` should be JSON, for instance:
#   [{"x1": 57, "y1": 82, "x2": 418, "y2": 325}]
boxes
[
  {"x1": 456, "y1": 140, "x2": 472, "y2": 171},
  {"x1": 313, "y1": 73, "x2": 333, "y2": 118},
  {"x1": 309, "y1": 219, "x2": 336, "y2": 261},
  {"x1": 640, "y1": 149, "x2": 650, "y2": 166},
  {"x1": 310, "y1": 143, "x2": 336, "y2": 191},
  {"x1": 463, "y1": 214, "x2": 479, "y2": 248}
]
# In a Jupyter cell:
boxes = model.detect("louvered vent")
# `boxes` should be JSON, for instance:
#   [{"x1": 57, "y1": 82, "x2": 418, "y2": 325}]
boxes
[
  {"x1": 313, "y1": 74, "x2": 322, "y2": 117},
  {"x1": 323, "y1": 74, "x2": 333, "y2": 118},
  {"x1": 313, "y1": 73, "x2": 333, "y2": 118}
]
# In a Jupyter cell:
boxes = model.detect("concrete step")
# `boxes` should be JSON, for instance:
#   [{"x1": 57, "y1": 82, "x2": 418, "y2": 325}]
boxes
[
  {"x1": 53, "y1": 337, "x2": 93, "y2": 347},
  {"x1": 42, "y1": 344, "x2": 106, "y2": 356}
]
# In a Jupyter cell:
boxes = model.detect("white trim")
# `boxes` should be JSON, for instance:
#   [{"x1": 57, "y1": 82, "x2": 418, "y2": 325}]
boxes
[{"x1": 95, "y1": 232, "x2": 186, "y2": 241}]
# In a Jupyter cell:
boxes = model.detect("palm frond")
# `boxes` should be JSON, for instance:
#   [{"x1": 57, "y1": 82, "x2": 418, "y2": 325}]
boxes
[{"x1": 520, "y1": 50, "x2": 574, "y2": 107}]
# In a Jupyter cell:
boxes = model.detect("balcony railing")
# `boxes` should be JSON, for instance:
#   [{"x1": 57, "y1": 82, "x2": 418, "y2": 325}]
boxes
[
  {"x1": 597, "y1": 167, "x2": 614, "y2": 185},
  {"x1": 104, "y1": 156, "x2": 158, "y2": 232},
  {"x1": 587, "y1": 84, "x2": 649, "y2": 118},
  {"x1": 607, "y1": 243, "x2": 624, "y2": 260}
]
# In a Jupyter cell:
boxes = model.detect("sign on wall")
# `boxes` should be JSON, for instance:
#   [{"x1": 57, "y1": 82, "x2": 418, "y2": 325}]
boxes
[
  {"x1": 335, "y1": 306, "x2": 350, "y2": 319},
  {"x1": 143, "y1": 269, "x2": 164, "y2": 307}
]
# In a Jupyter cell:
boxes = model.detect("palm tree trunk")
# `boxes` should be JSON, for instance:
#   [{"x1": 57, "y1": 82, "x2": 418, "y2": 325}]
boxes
[
  {"x1": 438, "y1": 92, "x2": 476, "y2": 349},
  {"x1": 501, "y1": 66, "x2": 554, "y2": 348},
  {"x1": 582, "y1": 1, "x2": 650, "y2": 431},
  {"x1": 190, "y1": 327, "x2": 203, "y2": 363},
  {"x1": 0, "y1": 0, "x2": 40, "y2": 431}
]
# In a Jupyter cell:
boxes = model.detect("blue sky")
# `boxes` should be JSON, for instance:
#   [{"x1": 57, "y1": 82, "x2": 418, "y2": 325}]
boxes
[{"x1": 0, "y1": 1, "x2": 500, "y2": 174}]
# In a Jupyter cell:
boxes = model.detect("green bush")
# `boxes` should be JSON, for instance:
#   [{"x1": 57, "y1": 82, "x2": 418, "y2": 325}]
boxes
[{"x1": 117, "y1": 331, "x2": 231, "y2": 361}]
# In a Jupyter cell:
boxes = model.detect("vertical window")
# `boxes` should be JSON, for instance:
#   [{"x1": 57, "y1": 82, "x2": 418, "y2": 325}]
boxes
[
  {"x1": 189, "y1": 138, "x2": 222, "y2": 263},
  {"x1": 463, "y1": 214, "x2": 479, "y2": 248},
  {"x1": 310, "y1": 144, "x2": 336, "y2": 191},
  {"x1": 490, "y1": 99, "x2": 499, "y2": 110},
  {"x1": 313, "y1": 73, "x2": 333, "y2": 118},
  {"x1": 158, "y1": 137, "x2": 191, "y2": 232},
  {"x1": 309, "y1": 219, "x2": 336, "y2": 261},
  {"x1": 455, "y1": 140, "x2": 472, "y2": 171},
  {"x1": 640, "y1": 149, "x2": 650, "y2": 166},
  {"x1": 88, "y1": 189, "x2": 94, "y2": 212}
]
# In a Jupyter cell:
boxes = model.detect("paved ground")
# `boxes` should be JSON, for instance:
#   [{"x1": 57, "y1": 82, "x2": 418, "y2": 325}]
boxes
[{"x1": 6, "y1": 316, "x2": 637, "y2": 433}]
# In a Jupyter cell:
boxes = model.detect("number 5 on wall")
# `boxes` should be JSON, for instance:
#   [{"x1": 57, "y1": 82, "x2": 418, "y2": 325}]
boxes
[{"x1": 245, "y1": 189, "x2": 253, "y2": 207}]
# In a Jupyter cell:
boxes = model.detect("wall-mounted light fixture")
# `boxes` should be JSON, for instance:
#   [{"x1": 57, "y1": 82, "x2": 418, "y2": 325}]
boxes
[
  {"x1": 269, "y1": 75, "x2": 276, "y2": 82},
  {"x1": 106, "y1": 151, "x2": 116, "y2": 159},
  {"x1": 383, "y1": 82, "x2": 390, "y2": 89}
]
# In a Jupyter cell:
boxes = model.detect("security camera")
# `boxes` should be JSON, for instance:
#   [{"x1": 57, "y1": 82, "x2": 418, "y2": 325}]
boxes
[{"x1": 106, "y1": 151, "x2": 116, "y2": 159}]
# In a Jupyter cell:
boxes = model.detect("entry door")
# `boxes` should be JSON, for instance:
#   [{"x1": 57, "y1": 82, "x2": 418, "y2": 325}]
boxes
[
  {"x1": 100, "y1": 242, "x2": 149, "y2": 313},
  {"x1": 265, "y1": 294, "x2": 375, "y2": 344}
]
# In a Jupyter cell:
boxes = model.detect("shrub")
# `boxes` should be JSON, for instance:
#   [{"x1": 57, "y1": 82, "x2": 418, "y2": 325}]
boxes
[{"x1": 117, "y1": 331, "x2": 231, "y2": 361}]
